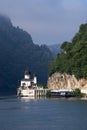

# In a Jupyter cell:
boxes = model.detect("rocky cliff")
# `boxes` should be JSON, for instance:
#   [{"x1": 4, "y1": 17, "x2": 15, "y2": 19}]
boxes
[{"x1": 47, "y1": 72, "x2": 87, "y2": 90}]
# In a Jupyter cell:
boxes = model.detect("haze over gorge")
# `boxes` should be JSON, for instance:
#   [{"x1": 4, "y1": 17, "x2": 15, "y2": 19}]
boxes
[{"x1": 0, "y1": 15, "x2": 54, "y2": 95}]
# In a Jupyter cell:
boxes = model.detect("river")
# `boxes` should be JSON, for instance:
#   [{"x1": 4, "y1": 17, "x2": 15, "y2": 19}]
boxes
[{"x1": 0, "y1": 96, "x2": 87, "y2": 130}]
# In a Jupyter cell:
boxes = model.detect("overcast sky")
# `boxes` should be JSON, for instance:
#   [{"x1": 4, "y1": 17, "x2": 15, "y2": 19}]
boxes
[{"x1": 0, "y1": 0, "x2": 87, "y2": 45}]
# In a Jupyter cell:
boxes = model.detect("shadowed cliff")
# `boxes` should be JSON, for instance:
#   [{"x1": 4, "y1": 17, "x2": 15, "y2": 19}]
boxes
[{"x1": 0, "y1": 15, "x2": 53, "y2": 95}]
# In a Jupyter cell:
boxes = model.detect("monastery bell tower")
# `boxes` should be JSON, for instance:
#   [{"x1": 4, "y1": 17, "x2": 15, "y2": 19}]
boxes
[
  {"x1": 24, "y1": 70, "x2": 31, "y2": 79},
  {"x1": 33, "y1": 73, "x2": 37, "y2": 84}
]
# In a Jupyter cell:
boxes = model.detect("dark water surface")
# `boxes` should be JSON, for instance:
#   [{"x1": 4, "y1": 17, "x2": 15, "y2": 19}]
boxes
[{"x1": 0, "y1": 96, "x2": 87, "y2": 130}]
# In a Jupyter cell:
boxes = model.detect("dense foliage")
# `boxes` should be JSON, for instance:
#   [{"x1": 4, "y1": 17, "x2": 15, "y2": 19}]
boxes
[
  {"x1": 0, "y1": 15, "x2": 53, "y2": 95},
  {"x1": 73, "y1": 88, "x2": 83, "y2": 97},
  {"x1": 49, "y1": 23, "x2": 87, "y2": 79},
  {"x1": 46, "y1": 90, "x2": 51, "y2": 97}
]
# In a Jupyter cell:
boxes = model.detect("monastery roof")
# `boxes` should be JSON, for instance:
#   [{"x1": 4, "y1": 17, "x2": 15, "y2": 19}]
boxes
[
  {"x1": 33, "y1": 73, "x2": 37, "y2": 77},
  {"x1": 21, "y1": 79, "x2": 31, "y2": 81}
]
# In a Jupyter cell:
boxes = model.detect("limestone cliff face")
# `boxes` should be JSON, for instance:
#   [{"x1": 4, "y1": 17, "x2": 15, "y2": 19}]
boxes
[{"x1": 47, "y1": 72, "x2": 87, "y2": 90}]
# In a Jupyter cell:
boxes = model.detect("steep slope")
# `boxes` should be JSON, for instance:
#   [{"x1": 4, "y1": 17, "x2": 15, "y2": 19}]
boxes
[
  {"x1": 47, "y1": 72, "x2": 87, "y2": 90},
  {"x1": 0, "y1": 15, "x2": 53, "y2": 94},
  {"x1": 48, "y1": 23, "x2": 87, "y2": 90},
  {"x1": 49, "y1": 23, "x2": 87, "y2": 79}
]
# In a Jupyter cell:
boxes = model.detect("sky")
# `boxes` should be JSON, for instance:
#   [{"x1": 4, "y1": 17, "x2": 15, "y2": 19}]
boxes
[{"x1": 0, "y1": 0, "x2": 87, "y2": 45}]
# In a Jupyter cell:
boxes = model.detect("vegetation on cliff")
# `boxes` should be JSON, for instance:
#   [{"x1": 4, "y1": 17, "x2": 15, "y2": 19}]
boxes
[
  {"x1": 49, "y1": 23, "x2": 87, "y2": 80},
  {"x1": 0, "y1": 15, "x2": 53, "y2": 94}
]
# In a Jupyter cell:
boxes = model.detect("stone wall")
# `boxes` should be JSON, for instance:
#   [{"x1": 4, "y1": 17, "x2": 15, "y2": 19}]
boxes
[{"x1": 47, "y1": 72, "x2": 87, "y2": 90}]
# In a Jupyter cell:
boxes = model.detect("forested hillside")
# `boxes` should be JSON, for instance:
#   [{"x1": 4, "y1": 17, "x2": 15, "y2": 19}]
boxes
[
  {"x1": 0, "y1": 15, "x2": 53, "y2": 94},
  {"x1": 49, "y1": 24, "x2": 87, "y2": 79}
]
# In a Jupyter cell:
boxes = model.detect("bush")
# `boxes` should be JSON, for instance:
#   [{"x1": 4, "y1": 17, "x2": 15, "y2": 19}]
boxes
[
  {"x1": 46, "y1": 90, "x2": 51, "y2": 97},
  {"x1": 73, "y1": 88, "x2": 82, "y2": 97}
]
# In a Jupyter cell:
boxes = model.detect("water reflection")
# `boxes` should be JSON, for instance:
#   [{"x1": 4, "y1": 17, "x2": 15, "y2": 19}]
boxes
[
  {"x1": 19, "y1": 96, "x2": 46, "y2": 102},
  {"x1": 20, "y1": 96, "x2": 36, "y2": 102}
]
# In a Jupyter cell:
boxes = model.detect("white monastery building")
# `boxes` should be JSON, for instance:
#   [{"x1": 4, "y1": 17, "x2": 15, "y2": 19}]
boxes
[
  {"x1": 17, "y1": 70, "x2": 48, "y2": 97},
  {"x1": 17, "y1": 70, "x2": 37, "y2": 97},
  {"x1": 21, "y1": 70, "x2": 37, "y2": 89}
]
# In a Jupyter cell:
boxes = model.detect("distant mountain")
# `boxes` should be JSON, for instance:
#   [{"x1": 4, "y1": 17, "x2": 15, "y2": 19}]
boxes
[
  {"x1": 0, "y1": 15, "x2": 53, "y2": 95},
  {"x1": 48, "y1": 44, "x2": 61, "y2": 55}
]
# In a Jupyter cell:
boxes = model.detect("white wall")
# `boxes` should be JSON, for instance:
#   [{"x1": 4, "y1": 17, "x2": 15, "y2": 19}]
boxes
[
  {"x1": 81, "y1": 89, "x2": 87, "y2": 94},
  {"x1": 21, "y1": 81, "x2": 31, "y2": 87},
  {"x1": 21, "y1": 89, "x2": 35, "y2": 96},
  {"x1": 33, "y1": 76, "x2": 37, "y2": 84},
  {"x1": 24, "y1": 75, "x2": 30, "y2": 79}
]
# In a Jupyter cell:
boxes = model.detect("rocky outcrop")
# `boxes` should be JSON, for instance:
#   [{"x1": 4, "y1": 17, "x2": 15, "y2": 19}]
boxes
[{"x1": 47, "y1": 72, "x2": 87, "y2": 90}]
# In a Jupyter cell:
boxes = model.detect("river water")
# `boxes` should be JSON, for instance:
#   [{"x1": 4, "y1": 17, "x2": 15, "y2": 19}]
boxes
[{"x1": 0, "y1": 96, "x2": 87, "y2": 130}]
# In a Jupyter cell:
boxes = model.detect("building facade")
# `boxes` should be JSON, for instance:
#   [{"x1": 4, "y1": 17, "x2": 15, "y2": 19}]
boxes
[{"x1": 20, "y1": 70, "x2": 37, "y2": 89}]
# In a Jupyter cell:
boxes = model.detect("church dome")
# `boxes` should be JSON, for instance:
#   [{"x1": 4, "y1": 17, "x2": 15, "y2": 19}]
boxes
[{"x1": 24, "y1": 70, "x2": 31, "y2": 75}]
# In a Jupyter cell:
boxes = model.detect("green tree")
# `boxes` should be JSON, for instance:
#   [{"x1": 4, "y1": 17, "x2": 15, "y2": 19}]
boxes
[
  {"x1": 46, "y1": 90, "x2": 51, "y2": 97},
  {"x1": 73, "y1": 88, "x2": 82, "y2": 97}
]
